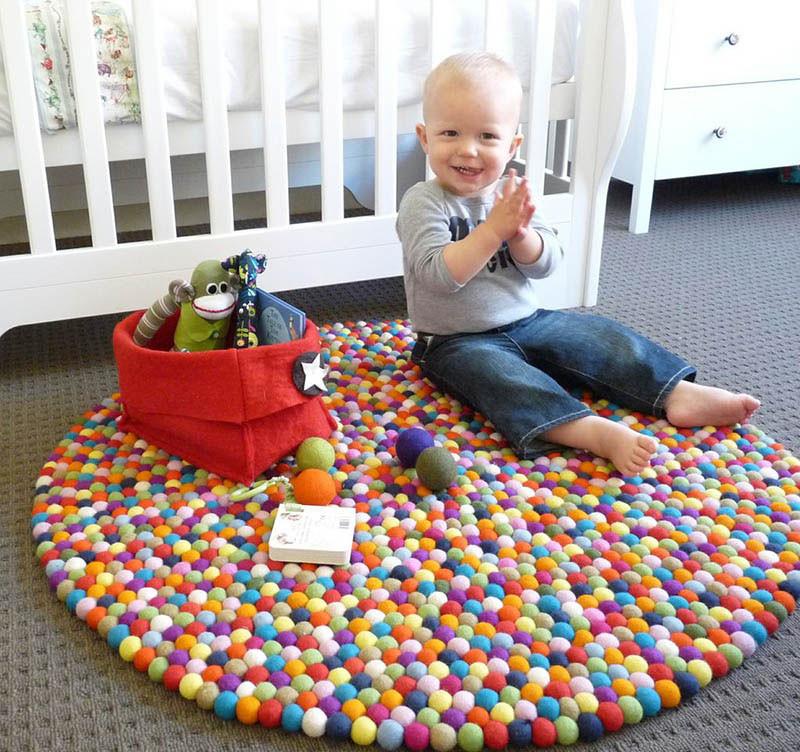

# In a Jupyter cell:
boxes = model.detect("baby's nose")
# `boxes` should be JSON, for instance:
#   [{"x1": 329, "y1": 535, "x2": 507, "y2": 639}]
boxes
[{"x1": 456, "y1": 138, "x2": 479, "y2": 156}]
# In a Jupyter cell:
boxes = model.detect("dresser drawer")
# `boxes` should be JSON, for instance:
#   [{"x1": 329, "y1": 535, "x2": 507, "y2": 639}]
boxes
[
  {"x1": 666, "y1": 0, "x2": 800, "y2": 88},
  {"x1": 655, "y1": 79, "x2": 800, "y2": 180}
]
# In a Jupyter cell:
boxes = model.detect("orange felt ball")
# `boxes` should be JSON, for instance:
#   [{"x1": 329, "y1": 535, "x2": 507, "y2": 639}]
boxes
[{"x1": 292, "y1": 468, "x2": 336, "y2": 506}]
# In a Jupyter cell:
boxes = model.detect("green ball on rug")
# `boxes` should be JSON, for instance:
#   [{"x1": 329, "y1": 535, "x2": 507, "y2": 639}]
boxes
[
  {"x1": 295, "y1": 436, "x2": 336, "y2": 471},
  {"x1": 415, "y1": 446, "x2": 458, "y2": 491}
]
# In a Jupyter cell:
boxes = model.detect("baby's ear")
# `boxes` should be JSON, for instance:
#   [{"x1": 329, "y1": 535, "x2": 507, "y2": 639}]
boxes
[
  {"x1": 415, "y1": 123, "x2": 428, "y2": 153},
  {"x1": 510, "y1": 131, "x2": 524, "y2": 155}
]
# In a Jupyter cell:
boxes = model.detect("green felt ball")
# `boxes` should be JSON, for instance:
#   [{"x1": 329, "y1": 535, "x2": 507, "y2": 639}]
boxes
[
  {"x1": 617, "y1": 696, "x2": 643, "y2": 725},
  {"x1": 555, "y1": 715, "x2": 580, "y2": 745},
  {"x1": 457, "y1": 722, "x2": 484, "y2": 752},
  {"x1": 717, "y1": 643, "x2": 744, "y2": 669},
  {"x1": 296, "y1": 437, "x2": 336, "y2": 472},
  {"x1": 415, "y1": 447, "x2": 458, "y2": 492}
]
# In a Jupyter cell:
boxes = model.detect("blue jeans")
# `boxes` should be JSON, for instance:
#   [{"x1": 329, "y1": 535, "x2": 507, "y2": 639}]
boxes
[{"x1": 411, "y1": 310, "x2": 696, "y2": 457}]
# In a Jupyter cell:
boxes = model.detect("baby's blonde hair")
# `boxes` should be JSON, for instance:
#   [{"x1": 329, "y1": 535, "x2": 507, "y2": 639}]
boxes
[{"x1": 422, "y1": 51, "x2": 522, "y2": 120}]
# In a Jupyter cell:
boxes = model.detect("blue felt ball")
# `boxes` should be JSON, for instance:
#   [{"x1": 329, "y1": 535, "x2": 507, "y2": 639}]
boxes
[
  {"x1": 635, "y1": 686, "x2": 662, "y2": 716},
  {"x1": 741, "y1": 619, "x2": 769, "y2": 645},
  {"x1": 673, "y1": 671, "x2": 700, "y2": 700},
  {"x1": 106, "y1": 624, "x2": 130, "y2": 650},
  {"x1": 577, "y1": 713, "x2": 605, "y2": 742},
  {"x1": 508, "y1": 719, "x2": 532, "y2": 747},
  {"x1": 213, "y1": 690, "x2": 238, "y2": 720},
  {"x1": 325, "y1": 712, "x2": 352, "y2": 741},
  {"x1": 537, "y1": 696, "x2": 560, "y2": 721},
  {"x1": 282, "y1": 703, "x2": 304, "y2": 732},
  {"x1": 395, "y1": 427, "x2": 435, "y2": 467},
  {"x1": 377, "y1": 719, "x2": 406, "y2": 750}
]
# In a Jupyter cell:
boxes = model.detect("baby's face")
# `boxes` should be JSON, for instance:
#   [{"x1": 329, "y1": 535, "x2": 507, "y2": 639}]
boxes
[{"x1": 416, "y1": 75, "x2": 522, "y2": 198}]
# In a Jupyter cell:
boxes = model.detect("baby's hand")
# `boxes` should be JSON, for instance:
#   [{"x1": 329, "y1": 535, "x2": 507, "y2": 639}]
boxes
[{"x1": 485, "y1": 169, "x2": 533, "y2": 243}]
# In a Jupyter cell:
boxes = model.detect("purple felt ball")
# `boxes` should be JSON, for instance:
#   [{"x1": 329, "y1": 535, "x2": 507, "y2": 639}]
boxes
[{"x1": 395, "y1": 427, "x2": 435, "y2": 468}]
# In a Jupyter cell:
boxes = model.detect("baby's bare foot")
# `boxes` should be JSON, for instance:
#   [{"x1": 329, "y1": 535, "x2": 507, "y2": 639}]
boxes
[
  {"x1": 543, "y1": 416, "x2": 657, "y2": 477},
  {"x1": 665, "y1": 381, "x2": 760, "y2": 428},
  {"x1": 588, "y1": 420, "x2": 658, "y2": 476}
]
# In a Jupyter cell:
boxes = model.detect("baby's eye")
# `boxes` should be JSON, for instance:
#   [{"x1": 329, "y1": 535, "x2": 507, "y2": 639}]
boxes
[
  {"x1": 481, "y1": 132, "x2": 498, "y2": 140},
  {"x1": 441, "y1": 130, "x2": 457, "y2": 137}
]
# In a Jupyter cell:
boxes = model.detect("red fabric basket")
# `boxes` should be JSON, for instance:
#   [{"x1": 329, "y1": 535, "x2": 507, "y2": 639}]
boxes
[{"x1": 113, "y1": 311, "x2": 336, "y2": 484}]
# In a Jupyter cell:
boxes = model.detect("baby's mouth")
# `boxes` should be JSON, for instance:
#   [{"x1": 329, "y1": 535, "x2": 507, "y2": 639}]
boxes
[{"x1": 453, "y1": 166, "x2": 481, "y2": 176}]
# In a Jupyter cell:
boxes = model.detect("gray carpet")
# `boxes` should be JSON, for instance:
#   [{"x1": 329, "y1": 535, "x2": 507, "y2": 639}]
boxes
[{"x1": 2, "y1": 171, "x2": 799, "y2": 751}]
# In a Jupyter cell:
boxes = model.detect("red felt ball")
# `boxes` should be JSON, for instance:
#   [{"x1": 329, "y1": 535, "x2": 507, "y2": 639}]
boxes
[
  {"x1": 394, "y1": 675, "x2": 417, "y2": 697},
  {"x1": 162, "y1": 664, "x2": 186, "y2": 692},
  {"x1": 292, "y1": 468, "x2": 336, "y2": 505},
  {"x1": 755, "y1": 610, "x2": 780, "y2": 634},
  {"x1": 566, "y1": 646, "x2": 588, "y2": 664},
  {"x1": 596, "y1": 701, "x2": 625, "y2": 731},
  {"x1": 482, "y1": 672, "x2": 507, "y2": 692},
  {"x1": 647, "y1": 663, "x2": 674, "y2": 681},
  {"x1": 704, "y1": 650, "x2": 729, "y2": 677},
  {"x1": 484, "y1": 721, "x2": 509, "y2": 750},
  {"x1": 244, "y1": 666, "x2": 269, "y2": 685},
  {"x1": 532, "y1": 717, "x2": 557, "y2": 747},
  {"x1": 543, "y1": 681, "x2": 571, "y2": 699},
  {"x1": 306, "y1": 663, "x2": 329, "y2": 682},
  {"x1": 258, "y1": 698, "x2": 283, "y2": 727}
]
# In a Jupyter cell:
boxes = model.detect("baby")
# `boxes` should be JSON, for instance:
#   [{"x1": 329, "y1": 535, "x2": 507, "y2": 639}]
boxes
[{"x1": 396, "y1": 51, "x2": 759, "y2": 476}]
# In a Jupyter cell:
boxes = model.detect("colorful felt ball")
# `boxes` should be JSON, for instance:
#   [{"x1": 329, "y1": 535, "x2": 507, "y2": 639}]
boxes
[
  {"x1": 415, "y1": 447, "x2": 458, "y2": 492},
  {"x1": 396, "y1": 428, "x2": 435, "y2": 468},
  {"x1": 296, "y1": 437, "x2": 336, "y2": 472},
  {"x1": 292, "y1": 468, "x2": 336, "y2": 505}
]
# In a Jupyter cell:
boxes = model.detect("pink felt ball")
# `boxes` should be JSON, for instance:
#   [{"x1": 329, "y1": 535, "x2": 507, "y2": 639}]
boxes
[{"x1": 404, "y1": 722, "x2": 430, "y2": 751}]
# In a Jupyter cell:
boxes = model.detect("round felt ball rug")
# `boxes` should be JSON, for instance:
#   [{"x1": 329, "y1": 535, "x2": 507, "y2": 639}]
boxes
[{"x1": 31, "y1": 319, "x2": 800, "y2": 748}]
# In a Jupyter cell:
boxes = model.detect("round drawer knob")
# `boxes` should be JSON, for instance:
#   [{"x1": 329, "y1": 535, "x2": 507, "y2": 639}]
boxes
[
  {"x1": 725, "y1": 32, "x2": 740, "y2": 45},
  {"x1": 713, "y1": 127, "x2": 727, "y2": 139}
]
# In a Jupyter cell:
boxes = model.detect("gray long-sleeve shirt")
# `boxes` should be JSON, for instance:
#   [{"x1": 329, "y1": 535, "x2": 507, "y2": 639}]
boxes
[{"x1": 396, "y1": 178, "x2": 564, "y2": 335}]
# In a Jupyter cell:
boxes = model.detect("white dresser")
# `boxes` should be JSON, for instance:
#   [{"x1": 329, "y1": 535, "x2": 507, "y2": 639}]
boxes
[{"x1": 613, "y1": 0, "x2": 800, "y2": 233}]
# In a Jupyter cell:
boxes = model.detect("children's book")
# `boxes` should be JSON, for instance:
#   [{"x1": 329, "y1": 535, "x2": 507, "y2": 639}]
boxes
[
  {"x1": 256, "y1": 288, "x2": 306, "y2": 345},
  {"x1": 268, "y1": 503, "x2": 356, "y2": 565}
]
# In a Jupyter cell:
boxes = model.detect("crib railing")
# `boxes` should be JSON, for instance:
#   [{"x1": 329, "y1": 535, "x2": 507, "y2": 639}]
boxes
[{"x1": 0, "y1": 0, "x2": 635, "y2": 337}]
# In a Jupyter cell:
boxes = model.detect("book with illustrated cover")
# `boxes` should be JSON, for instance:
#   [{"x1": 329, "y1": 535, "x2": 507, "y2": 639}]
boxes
[
  {"x1": 256, "y1": 288, "x2": 306, "y2": 345},
  {"x1": 268, "y1": 503, "x2": 356, "y2": 565}
]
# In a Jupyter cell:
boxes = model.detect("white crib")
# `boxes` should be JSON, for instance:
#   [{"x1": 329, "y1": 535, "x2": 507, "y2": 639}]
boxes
[{"x1": 0, "y1": 0, "x2": 636, "y2": 339}]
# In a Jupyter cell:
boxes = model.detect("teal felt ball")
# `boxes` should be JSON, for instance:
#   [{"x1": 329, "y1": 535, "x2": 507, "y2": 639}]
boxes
[
  {"x1": 296, "y1": 437, "x2": 336, "y2": 472},
  {"x1": 415, "y1": 447, "x2": 458, "y2": 492}
]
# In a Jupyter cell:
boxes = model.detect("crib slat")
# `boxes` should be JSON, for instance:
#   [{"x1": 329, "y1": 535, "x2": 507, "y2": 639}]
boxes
[
  {"x1": 425, "y1": 0, "x2": 449, "y2": 181},
  {"x1": 131, "y1": 0, "x2": 176, "y2": 240},
  {"x1": 64, "y1": 0, "x2": 117, "y2": 247},
  {"x1": 483, "y1": 0, "x2": 504, "y2": 53},
  {"x1": 0, "y1": 1, "x2": 56, "y2": 255},
  {"x1": 258, "y1": 0, "x2": 290, "y2": 228},
  {"x1": 525, "y1": 0, "x2": 556, "y2": 195},
  {"x1": 374, "y1": 0, "x2": 397, "y2": 216},
  {"x1": 196, "y1": 0, "x2": 234, "y2": 234},
  {"x1": 318, "y1": 0, "x2": 344, "y2": 222},
  {"x1": 428, "y1": 0, "x2": 448, "y2": 68}
]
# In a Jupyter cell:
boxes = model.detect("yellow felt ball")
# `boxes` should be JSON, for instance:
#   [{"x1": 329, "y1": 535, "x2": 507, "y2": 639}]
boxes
[
  {"x1": 351, "y1": 716, "x2": 378, "y2": 746},
  {"x1": 179, "y1": 672, "x2": 204, "y2": 700},
  {"x1": 119, "y1": 635, "x2": 142, "y2": 662}
]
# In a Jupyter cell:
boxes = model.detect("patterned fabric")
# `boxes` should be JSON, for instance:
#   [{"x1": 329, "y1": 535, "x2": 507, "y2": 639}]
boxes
[
  {"x1": 779, "y1": 166, "x2": 800, "y2": 184},
  {"x1": 221, "y1": 251, "x2": 268, "y2": 348},
  {"x1": 26, "y1": 0, "x2": 140, "y2": 133}
]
